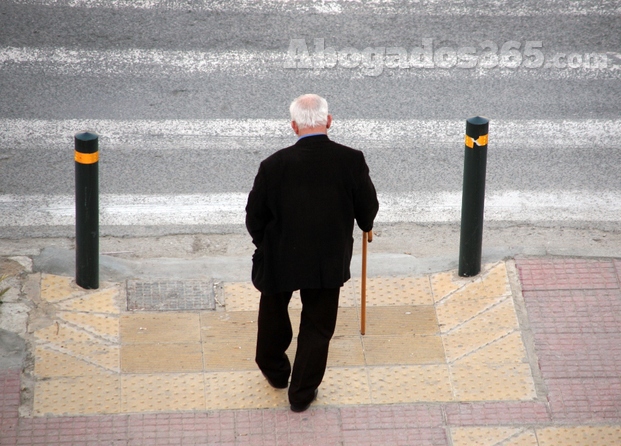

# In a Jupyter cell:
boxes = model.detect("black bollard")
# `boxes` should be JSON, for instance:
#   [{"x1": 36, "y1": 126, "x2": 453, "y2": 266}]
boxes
[
  {"x1": 458, "y1": 117, "x2": 489, "y2": 277},
  {"x1": 75, "y1": 132, "x2": 99, "y2": 289}
]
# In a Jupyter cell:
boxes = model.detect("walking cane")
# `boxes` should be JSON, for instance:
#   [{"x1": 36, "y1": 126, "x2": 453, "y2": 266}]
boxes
[{"x1": 360, "y1": 230, "x2": 372, "y2": 335}]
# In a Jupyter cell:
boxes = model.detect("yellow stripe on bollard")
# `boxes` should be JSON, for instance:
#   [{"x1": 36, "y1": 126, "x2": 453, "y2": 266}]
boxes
[
  {"x1": 465, "y1": 134, "x2": 488, "y2": 148},
  {"x1": 75, "y1": 151, "x2": 99, "y2": 164}
]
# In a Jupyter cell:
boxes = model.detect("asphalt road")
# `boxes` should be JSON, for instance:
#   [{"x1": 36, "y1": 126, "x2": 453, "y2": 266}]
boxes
[{"x1": 0, "y1": 0, "x2": 620, "y2": 237}]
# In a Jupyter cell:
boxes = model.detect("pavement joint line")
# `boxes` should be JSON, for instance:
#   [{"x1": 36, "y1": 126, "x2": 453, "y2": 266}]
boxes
[
  {"x1": 432, "y1": 260, "x2": 503, "y2": 306},
  {"x1": 441, "y1": 294, "x2": 513, "y2": 336},
  {"x1": 447, "y1": 327, "x2": 520, "y2": 365}
]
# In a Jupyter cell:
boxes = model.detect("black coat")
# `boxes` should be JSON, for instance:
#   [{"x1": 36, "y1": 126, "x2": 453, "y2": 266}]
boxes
[{"x1": 245, "y1": 134, "x2": 379, "y2": 294}]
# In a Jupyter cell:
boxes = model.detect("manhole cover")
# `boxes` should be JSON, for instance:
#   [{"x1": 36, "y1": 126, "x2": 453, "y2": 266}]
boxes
[{"x1": 126, "y1": 280, "x2": 215, "y2": 311}]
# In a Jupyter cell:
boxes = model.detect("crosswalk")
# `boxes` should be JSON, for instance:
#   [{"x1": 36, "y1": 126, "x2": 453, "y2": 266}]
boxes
[{"x1": 1, "y1": 0, "x2": 620, "y2": 235}]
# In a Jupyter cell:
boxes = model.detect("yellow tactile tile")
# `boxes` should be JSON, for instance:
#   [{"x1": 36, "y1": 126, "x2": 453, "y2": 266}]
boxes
[
  {"x1": 203, "y1": 370, "x2": 288, "y2": 410},
  {"x1": 339, "y1": 279, "x2": 358, "y2": 307},
  {"x1": 222, "y1": 282, "x2": 260, "y2": 312},
  {"x1": 40, "y1": 274, "x2": 85, "y2": 302},
  {"x1": 434, "y1": 263, "x2": 510, "y2": 305},
  {"x1": 453, "y1": 331, "x2": 528, "y2": 366},
  {"x1": 368, "y1": 365, "x2": 453, "y2": 403},
  {"x1": 34, "y1": 373, "x2": 121, "y2": 416},
  {"x1": 448, "y1": 297, "x2": 519, "y2": 334},
  {"x1": 317, "y1": 367, "x2": 372, "y2": 406},
  {"x1": 442, "y1": 329, "x2": 514, "y2": 363},
  {"x1": 57, "y1": 287, "x2": 121, "y2": 314},
  {"x1": 431, "y1": 270, "x2": 463, "y2": 302},
  {"x1": 121, "y1": 373, "x2": 205, "y2": 413},
  {"x1": 223, "y1": 280, "x2": 357, "y2": 311},
  {"x1": 57, "y1": 312, "x2": 119, "y2": 341},
  {"x1": 450, "y1": 363, "x2": 536, "y2": 401},
  {"x1": 436, "y1": 294, "x2": 507, "y2": 334},
  {"x1": 352, "y1": 276, "x2": 434, "y2": 306},
  {"x1": 537, "y1": 426, "x2": 621, "y2": 446},
  {"x1": 365, "y1": 306, "x2": 438, "y2": 335},
  {"x1": 121, "y1": 342, "x2": 203, "y2": 373},
  {"x1": 120, "y1": 313, "x2": 201, "y2": 343},
  {"x1": 327, "y1": 336, "x2": 365, "y2": 367},
  {"x1": 451, "y1": 427, "x2": 538, "y2": 446},
  {"x1": 34, "y1": 346, "x2": 114, "y2": 377},
  {"x1": 52, "y1": 342, "x2": 119, "y2": 371},
  {"x1": 34, "y1": 321, "x2": 98, "y2": 344},
  {"x1": 363, "y1": 335, "x2": 445, "y2": 365}
]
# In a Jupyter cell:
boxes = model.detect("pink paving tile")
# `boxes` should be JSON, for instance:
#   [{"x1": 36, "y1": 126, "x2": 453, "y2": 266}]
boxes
[
  {"x1": 516, "y1": 257, "x2": 620, "y2": 291},
  {"x1": 522, "y1": 289, "x2": 621, "y2": 334},
  {"x1": 534, "y1": 332, "x2": 621, "y2": 378},
  {"x1": 0, "y1": 369, "x2": 20, "y2": 446},
  {"x1": 443, "y1": 402, "x2": 550, "y2": 425},
  {"x1": 340, "y1": 404, "x2": 444, "y2": 430},
  {"x1": 341, "y1": 427, "x2": 448, "y2": 446},
  {"x1": 546, "y1": 377, "x2": 621, "y2": 422}
]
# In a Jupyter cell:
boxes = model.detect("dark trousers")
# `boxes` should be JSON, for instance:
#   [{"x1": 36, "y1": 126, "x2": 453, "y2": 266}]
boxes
[{"x1": 255, "y1": 287, "x2": 340, "y2": 405}]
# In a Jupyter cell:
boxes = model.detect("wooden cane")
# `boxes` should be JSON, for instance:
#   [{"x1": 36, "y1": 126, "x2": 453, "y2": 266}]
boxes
[{"x1": 361, "y1": 230, "x2": 373, "y2": 335}]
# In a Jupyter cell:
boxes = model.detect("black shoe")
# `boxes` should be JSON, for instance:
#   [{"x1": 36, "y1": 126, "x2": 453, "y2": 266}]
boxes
[
  {"x1": 290, "y1": 389, "x2": 318, "y2": 413},
  {"x1": 262, "y1": 373, "x2": 288, "y2": 389}
]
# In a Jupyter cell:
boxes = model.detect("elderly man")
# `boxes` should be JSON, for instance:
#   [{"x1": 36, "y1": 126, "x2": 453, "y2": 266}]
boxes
[{"x1": 245, "y1": 94, "x2": 379, "y2": 412}]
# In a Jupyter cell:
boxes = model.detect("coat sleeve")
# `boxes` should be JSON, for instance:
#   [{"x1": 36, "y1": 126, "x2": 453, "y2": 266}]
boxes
[
  {"x1": 245, "y1": 163, "x2": 272, "y2": 246},
  {"x1": 353, "y1": 152, "x2": 379, "y2": 232}
]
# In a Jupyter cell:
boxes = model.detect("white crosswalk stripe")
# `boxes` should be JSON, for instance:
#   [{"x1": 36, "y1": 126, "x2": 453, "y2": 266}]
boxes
[
  {"x1": 2, "y1": 191, "x2": 620, "y2": 227},
  {"x1": 1, "y1": 118, "x2": 620, "y2": 147}
]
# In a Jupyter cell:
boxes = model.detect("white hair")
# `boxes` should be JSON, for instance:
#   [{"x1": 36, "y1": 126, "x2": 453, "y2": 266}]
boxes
[{"x1": 289, "y1": 94, "x2": 329, "y2": 129}]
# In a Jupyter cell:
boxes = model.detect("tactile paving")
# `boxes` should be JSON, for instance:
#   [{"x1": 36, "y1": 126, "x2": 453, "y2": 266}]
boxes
[
  {"x1": 40, "y1": 274, "x2": 85, "y2": 302},
  {"x1": 367, "y1": 365, "x2": 453, "y2": 403},
  {"x1": 430, "y1": 270, "x2": 465, "y2": 302},
  {"x1": 317, "y1": 367, "x2": 371, "y2": 406},
  {"x1": 442, "y1": 328, "x2": 514, "y2": 363},
  {"x1": 222, "y1": 282, "x2": 260, "y2": 312},
  {"x1": 450, "y1": 297, "x2": 519, "y2": 333},
  {"x1": 34, "y1": 345, "x2": 115, "y2": 377},
  {"x1": 338, "y1": 279, "x2": 358, "y2": 307},
  {"x1": 203, "y1": 370, "x2": 288, "y2": 410},
  {"x1": 57, "y1": 311, "x2": 119, "y2": 341},
  {"x1": 536, "y1": 426, "x2": 621, "y2": 446},
  {"x1": 33, "y1": 374, "x2": 121, "y2": 416},
  {"x1": 352, "y1": 276, "x2": 434, "y2": 306},
  {"x1": 126, "y1": 279, "x2": 215, "y2": 311},
  {"x1": 57, "y1": 286, "x2": 121, "y2": 313},
  {"x1": 436, "y1": 294, "x2": 507, "y2": 334},
  {"x1": 450, "y1": 363, "x2": 536, "y2": 401},
  {"x1": 34, "y1": 320, "x2": 99, "y2": 344},
  {"x1": 29, "y1": 265, "x2": 539, "y2": 416},
  {"x1": 451, "y1": 427, "x2": 537, "y2": 446},
  {"x1": 362, "y1": 335, "x2": 445, "y2": 365},
  {"x1": 120, "y1": 313, "x2": 201, "y2": 344},
  {"x1": 121, "y1": 373, "x2": 205, "y2": 413},
  {"x1": 453, "y1": 331, "x2": 528, "y2": 366}
]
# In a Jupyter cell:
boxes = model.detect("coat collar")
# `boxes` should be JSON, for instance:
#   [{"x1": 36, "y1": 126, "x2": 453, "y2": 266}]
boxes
[{"x1": 294, "y1": 134, "x2": 330, "y2": 146}]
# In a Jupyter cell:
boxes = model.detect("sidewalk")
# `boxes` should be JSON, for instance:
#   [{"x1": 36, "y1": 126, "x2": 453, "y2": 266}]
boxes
[{"x1": 1, "y1": 254, "x2": 621, "y2": 445}]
